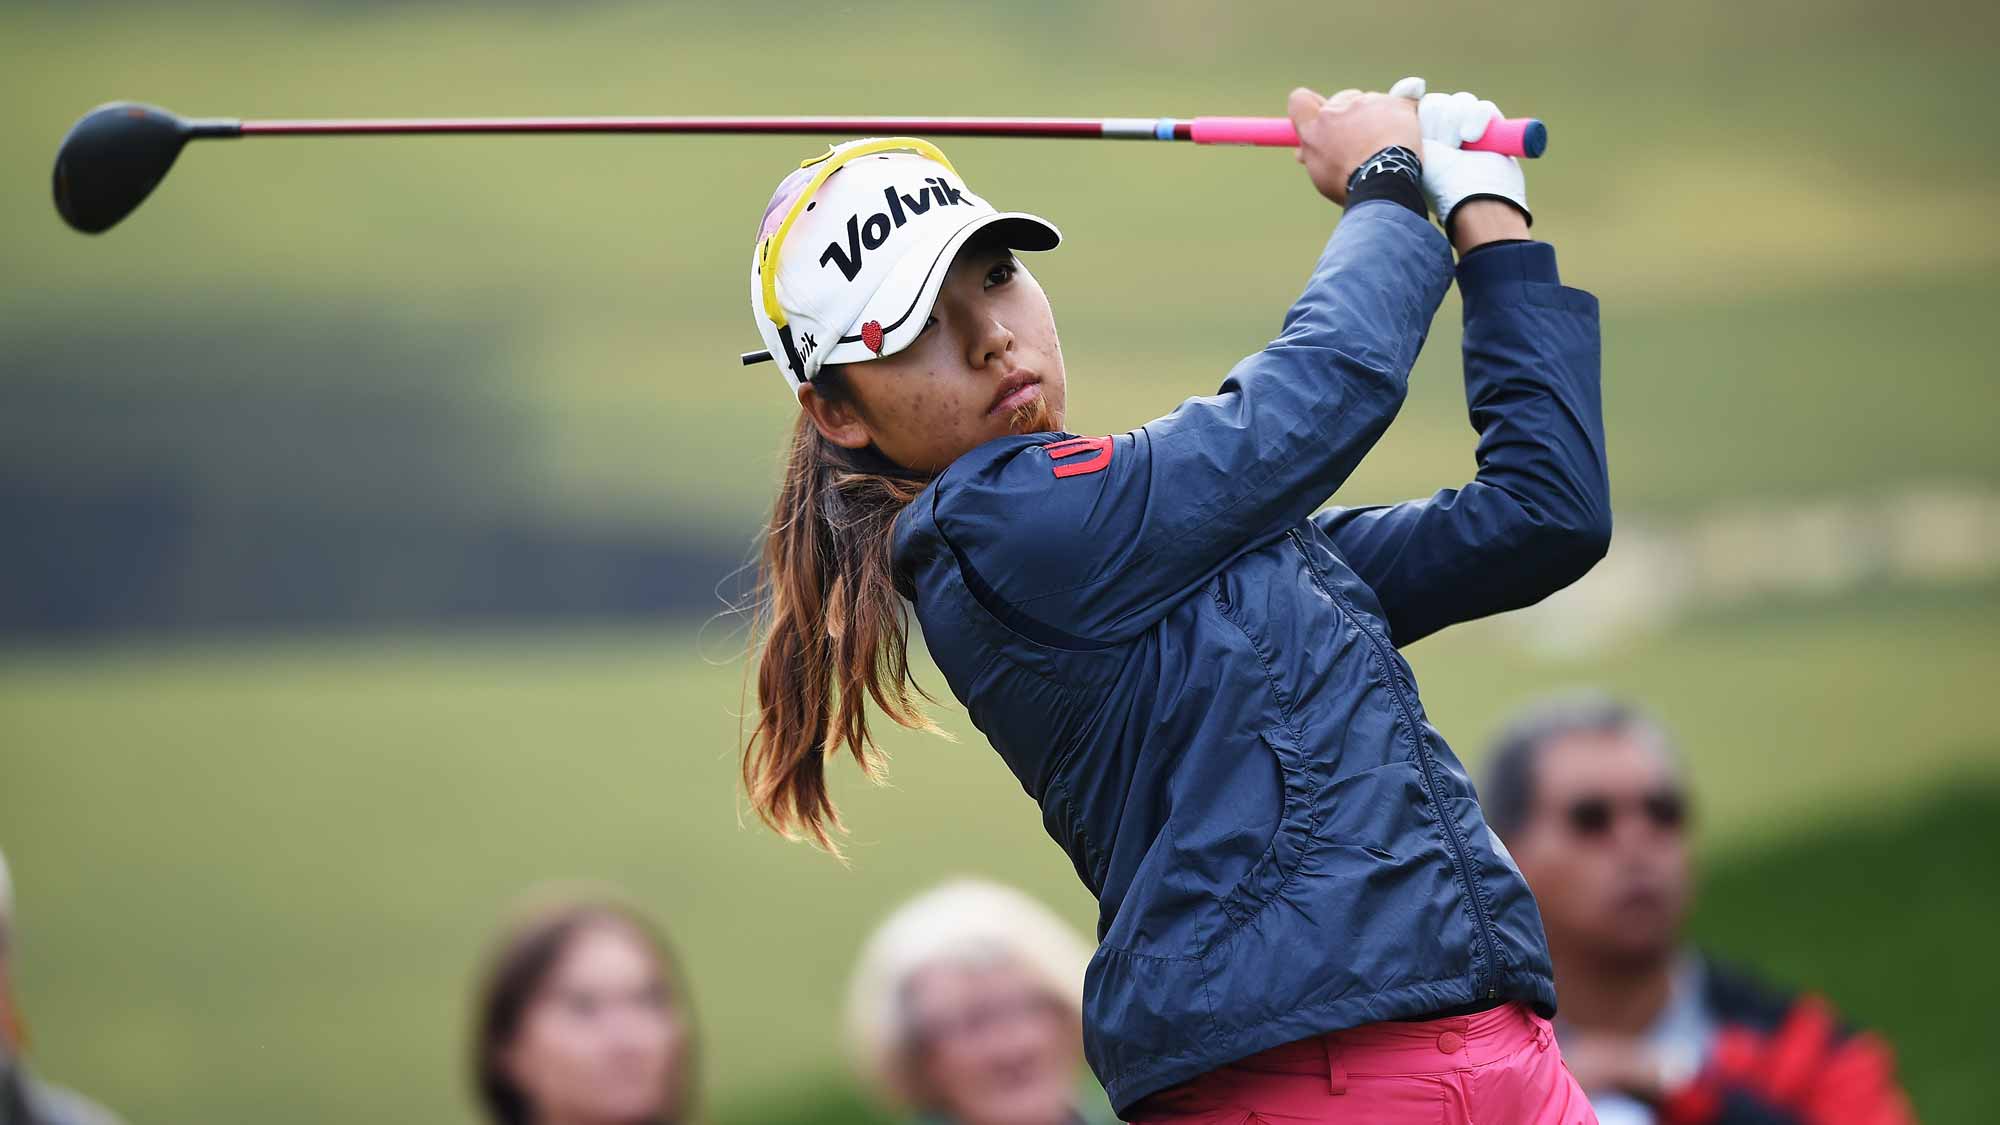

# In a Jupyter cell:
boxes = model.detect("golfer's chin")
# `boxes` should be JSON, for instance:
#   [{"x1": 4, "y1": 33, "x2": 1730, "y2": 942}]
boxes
[{"x1": 999, "y1": 389, "x2": 1060, "y2": 436}]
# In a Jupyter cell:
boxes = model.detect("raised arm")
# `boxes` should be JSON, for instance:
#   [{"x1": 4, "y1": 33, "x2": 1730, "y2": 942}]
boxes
[
  {"x1": 1315, "y1": 201, "x2": 1609, "y2": 646},
  {"x1": 927, "y1": 90, "x2": 1459, "y2": 642},
  {"x1": 932, "y1": 200, "x2": 1454, "y2": 642}
]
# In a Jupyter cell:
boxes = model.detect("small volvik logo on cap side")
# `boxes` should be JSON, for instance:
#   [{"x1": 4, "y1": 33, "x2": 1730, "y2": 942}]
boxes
[{"x1": 861, "y1": 321, "x2": 885, "y2": 356}]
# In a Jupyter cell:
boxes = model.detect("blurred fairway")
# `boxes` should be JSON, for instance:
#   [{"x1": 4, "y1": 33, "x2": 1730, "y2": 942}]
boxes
[
  {"x1": 5, "y1": 585, "x2": 1999, "y2": 1123},
  {"x1": 4, "y1": 0, "x2": 1999, "y2": 1122}
]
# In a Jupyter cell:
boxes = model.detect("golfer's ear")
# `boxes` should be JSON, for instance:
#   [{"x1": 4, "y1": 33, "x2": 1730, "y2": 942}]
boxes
[{"x1": 799, "y1": 384, "x2": 873, "y2": 450}]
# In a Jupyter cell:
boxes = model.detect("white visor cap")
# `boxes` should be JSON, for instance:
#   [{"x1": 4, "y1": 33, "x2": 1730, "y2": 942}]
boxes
[{"x1": 747, "y1": 139, "x2": 1060, "y2": 395}]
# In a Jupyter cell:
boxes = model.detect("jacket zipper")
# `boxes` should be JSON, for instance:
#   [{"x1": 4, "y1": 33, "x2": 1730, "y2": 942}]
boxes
[{"x1": 1287, "y1": 530, "x2": 1501, "y2": 998}]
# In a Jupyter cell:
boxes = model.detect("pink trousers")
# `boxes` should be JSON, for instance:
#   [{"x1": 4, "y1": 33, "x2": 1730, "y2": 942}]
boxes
[{"x1": 1127, "y1": 1002, "x2": 1599, "y2": 1124}]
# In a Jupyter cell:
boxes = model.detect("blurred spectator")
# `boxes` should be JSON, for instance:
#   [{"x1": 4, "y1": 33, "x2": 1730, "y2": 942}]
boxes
[
  {"x1": 847, "y1": 880, "x2": 1114, "y2": 1125},
  {"x1": 1484, "y1": 694, "x2": 1915, "y2": 1125},
  {"x1": 0, "y1": 849, "x2": 123, "y2": 1125},
  {"x1": 472, "y1": 892, "x2": 696, "y2": 1125}
]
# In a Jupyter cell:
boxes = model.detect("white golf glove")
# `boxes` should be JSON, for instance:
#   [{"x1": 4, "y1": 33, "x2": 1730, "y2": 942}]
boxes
[{"x1": 1389, "y1": 76, "x2": 1529, "y2": 230}]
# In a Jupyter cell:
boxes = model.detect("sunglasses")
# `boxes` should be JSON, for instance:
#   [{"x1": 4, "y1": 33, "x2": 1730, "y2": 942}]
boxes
[{"x1": 1563, "y1": 790, "x2": 1688, "y2": 838}]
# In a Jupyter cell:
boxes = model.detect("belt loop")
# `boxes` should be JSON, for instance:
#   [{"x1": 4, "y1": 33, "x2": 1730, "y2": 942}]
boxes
[{"x1": 1322, "y1": 1035, "x2": 1348, "y2": 1096}]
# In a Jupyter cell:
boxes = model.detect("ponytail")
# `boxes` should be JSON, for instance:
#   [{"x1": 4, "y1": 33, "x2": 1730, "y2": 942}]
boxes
[{"x1": 743, "y1": 382, "x2": 942, "y2": 856}]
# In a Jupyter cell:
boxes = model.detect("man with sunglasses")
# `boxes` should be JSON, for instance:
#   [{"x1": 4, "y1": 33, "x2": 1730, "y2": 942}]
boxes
[{"x1": 1482, "y1": 695, "x2": 1914, "y2": 1125}]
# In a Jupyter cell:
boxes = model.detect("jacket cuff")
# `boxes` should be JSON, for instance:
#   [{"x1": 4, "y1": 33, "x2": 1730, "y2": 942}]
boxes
[
  {"x1": 1345, "y1": 197, "x2": 1453, "y2": 257},
  {"x1": 1456, "y1": 239, "x2": 1561, "y2": 296}
]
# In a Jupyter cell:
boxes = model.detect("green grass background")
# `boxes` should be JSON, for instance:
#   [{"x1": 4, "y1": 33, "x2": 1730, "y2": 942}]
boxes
[
  {"x1": 2, "y1": 0, "x2": 1997, "y2": 1121},
  {"x1": 4, "y1": 604, "x2": 1998, "y2": 1123}
]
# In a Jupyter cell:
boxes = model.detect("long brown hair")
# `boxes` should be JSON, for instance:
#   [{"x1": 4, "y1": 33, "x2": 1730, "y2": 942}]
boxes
[
  {"x1": 742, "y1": 371, "x2": 945, "y2": 857},
  {"x1": 472, "y1": 894, "x2": 698, "y2": 1125}
]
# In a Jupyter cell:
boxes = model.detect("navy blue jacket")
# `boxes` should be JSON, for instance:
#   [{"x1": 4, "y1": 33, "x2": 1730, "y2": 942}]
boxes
[{"x1": 891, "y1": 200, "x2": 1608, "y2": 1112}]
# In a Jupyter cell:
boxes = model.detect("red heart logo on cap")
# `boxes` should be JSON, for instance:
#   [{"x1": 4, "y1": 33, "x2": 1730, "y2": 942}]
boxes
[{"x1": 861, "y1": 320, "x2": 885, "y2": 356}]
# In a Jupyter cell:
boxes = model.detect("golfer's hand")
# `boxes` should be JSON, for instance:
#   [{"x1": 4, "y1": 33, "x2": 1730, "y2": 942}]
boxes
[
  {"x1": 1289, "y1": 87, "x2": 1421, "y2": 206},
  {"x1": 1389, "y1": 76, "x2": 1531, "y2": 243}
]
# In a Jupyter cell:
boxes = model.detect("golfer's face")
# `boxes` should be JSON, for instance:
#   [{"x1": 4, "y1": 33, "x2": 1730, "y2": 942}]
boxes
[{"x1": 836, "y1": 240, "x2": 1067, "y2": 472}]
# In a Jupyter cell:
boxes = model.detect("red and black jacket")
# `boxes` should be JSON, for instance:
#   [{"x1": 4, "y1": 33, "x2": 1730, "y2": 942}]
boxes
[{"x1": 1660, "y1": 957, "x2": 1914, "y2": 1125}]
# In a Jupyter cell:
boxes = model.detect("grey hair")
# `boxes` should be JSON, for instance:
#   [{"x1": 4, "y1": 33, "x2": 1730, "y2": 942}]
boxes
[
  {"x1": 1481, "y1": 692, "x2": 1678, "y2": 841},
  {"x1": 846, "y1": 879, "x2": 1091, "y2": 1109}
]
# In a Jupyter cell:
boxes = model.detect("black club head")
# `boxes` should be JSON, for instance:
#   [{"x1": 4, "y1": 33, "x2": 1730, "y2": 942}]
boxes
[{"x1": 53, "y1": 102, "x2": 198, "y2": 234}]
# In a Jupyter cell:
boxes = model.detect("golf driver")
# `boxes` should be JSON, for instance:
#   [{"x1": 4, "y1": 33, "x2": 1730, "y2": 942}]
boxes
[{"x1": 51, "y1": 101, "x2": 1548, "y2": 235}]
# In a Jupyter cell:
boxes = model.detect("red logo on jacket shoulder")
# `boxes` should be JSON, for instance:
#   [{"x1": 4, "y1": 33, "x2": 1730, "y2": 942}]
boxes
[{"x1": 1044, "y1": 435, "x2": 1113, "y2": 479}]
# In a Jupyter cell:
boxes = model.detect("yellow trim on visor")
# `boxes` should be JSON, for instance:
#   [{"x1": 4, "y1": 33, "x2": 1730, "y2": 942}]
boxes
[{"x1": 757, "y1": 137, "x2": 960, "y2": 331}]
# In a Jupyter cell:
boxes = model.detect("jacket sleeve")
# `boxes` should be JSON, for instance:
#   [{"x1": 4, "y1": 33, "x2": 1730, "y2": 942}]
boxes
[
  {"x1": 927, "y1": 201, "x2": 1456, "y2": 643},
  {"x1": 1312, "y1": 240, "x2": 1609, "y2": 647}
]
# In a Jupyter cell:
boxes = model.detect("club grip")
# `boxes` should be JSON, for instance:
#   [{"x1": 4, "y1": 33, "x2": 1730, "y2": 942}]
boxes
[
  {"x1": 1189, "y1": 115, "x2": 1546, "y2": 159},
  {"x1": 1464, "y1": 117, "x2": 1546, "y2": 158}
]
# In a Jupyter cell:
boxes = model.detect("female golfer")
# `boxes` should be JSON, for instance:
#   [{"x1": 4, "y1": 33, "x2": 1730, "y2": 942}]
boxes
[{"x1": 741, "y1": 79, "x2": 1606, "y2": 1123}]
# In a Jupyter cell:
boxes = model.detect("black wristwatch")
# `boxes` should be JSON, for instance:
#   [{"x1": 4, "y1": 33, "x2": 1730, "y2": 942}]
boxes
[{"x1": 1345, "y1": 145, "x2": 1426, "y2": 219}]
